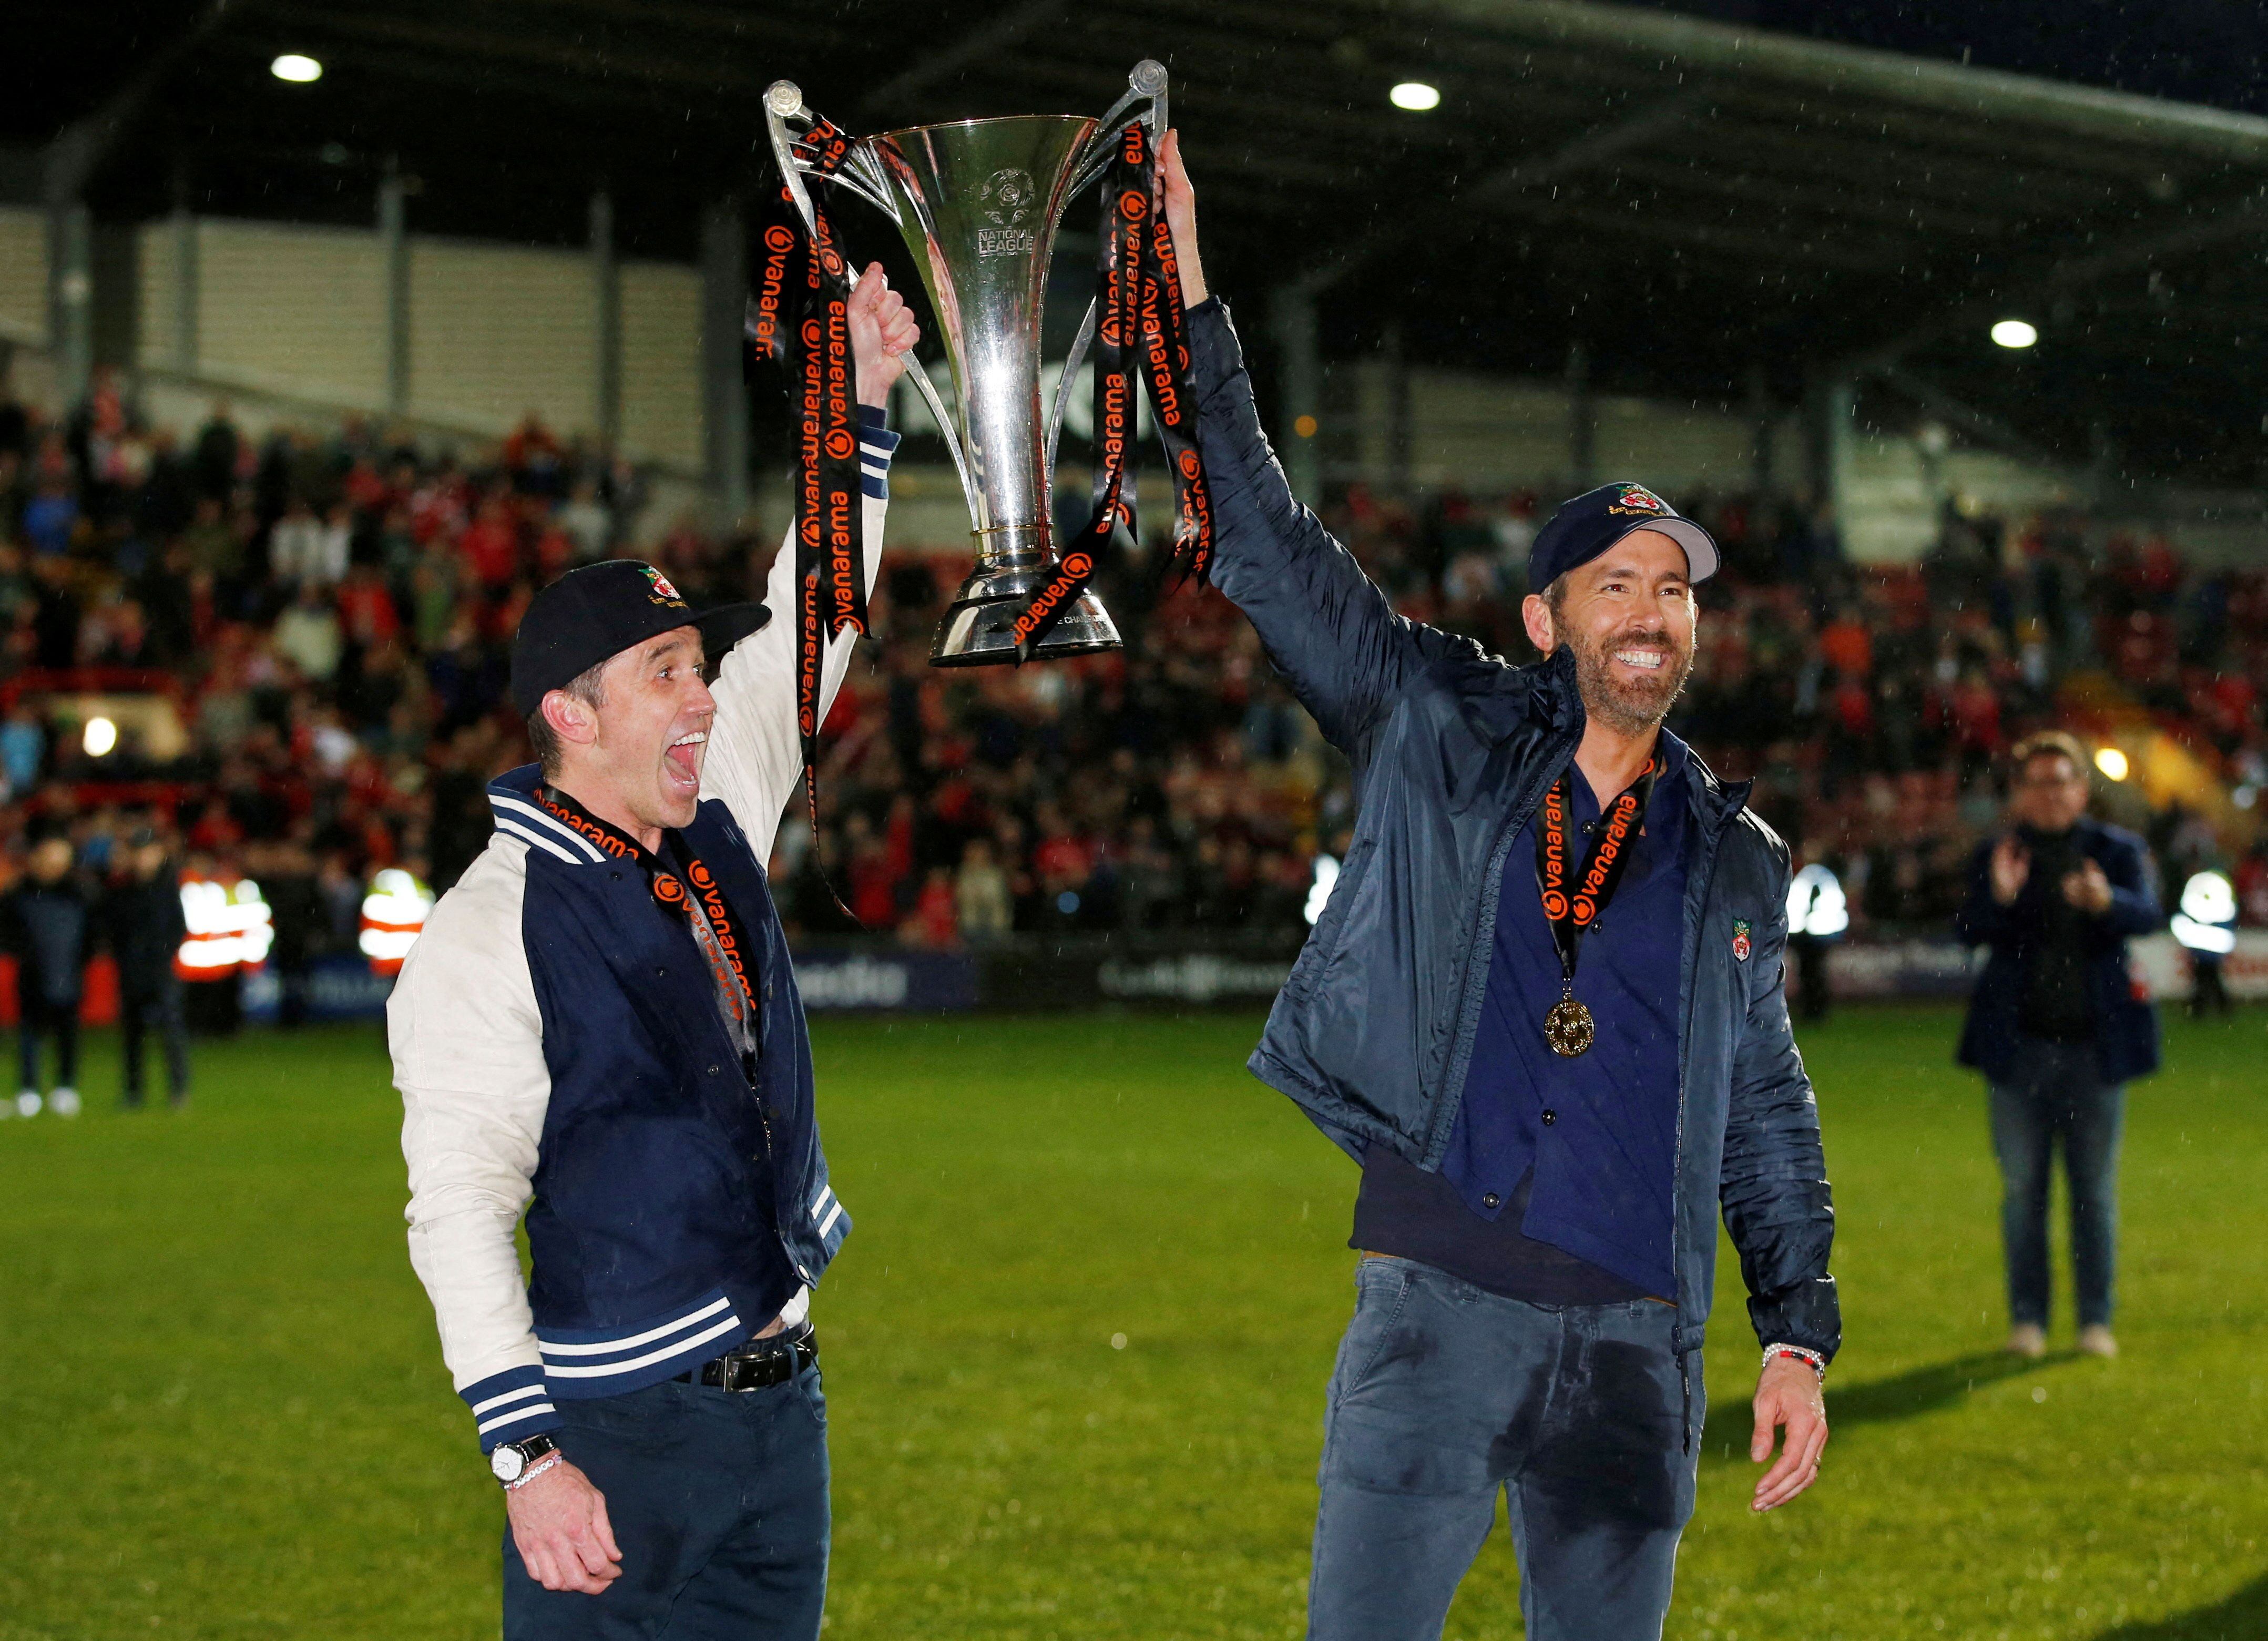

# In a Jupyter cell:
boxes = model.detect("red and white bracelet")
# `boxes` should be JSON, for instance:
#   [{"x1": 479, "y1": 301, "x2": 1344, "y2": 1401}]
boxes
[{"x1": 1763, "y1": 1344, "x2": 1826, "y2": 1383}]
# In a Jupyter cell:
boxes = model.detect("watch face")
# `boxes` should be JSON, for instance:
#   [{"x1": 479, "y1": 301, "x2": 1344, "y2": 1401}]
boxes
[{"x1": 491, "y1": 1445, "x2": 526, "y2": 1482}]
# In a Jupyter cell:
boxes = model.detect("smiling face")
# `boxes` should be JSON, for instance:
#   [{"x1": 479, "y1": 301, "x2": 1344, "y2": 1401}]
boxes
[
  {"x1": 545, "y1": 625, "x2": 714, "y2": 843},
  {"x1": 1523, "y1": 528, "x2": 1698, "y2": 736}
]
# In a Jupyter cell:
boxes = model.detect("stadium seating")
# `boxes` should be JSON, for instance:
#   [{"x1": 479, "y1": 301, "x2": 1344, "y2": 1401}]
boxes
[{"x1": 0, "y1": 375, "x2": 2261, "y2": 954}]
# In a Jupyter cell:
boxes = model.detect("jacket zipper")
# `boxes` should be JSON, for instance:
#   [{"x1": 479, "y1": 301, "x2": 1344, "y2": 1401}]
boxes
[{"x1": 1670, "y1": 783, "x2": 1749, "y2": 1452}]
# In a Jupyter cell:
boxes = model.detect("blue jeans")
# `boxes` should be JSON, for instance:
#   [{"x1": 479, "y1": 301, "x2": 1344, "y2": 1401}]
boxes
[
  {"x1": 1989, "y1": 1041, "x2": 2124, "y2": 1330},
  {"x1": 503, "y1": 1363, "x2": 830, "y2": 1640},
  {"x1": 1309, "y1": 1256, "x2": 1699, "y2": 1641}
]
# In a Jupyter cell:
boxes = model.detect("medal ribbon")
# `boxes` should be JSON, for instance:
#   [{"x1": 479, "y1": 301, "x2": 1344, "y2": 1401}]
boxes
[
  {"x1": 754, "y1": 120, "x2": 867, "y2": 920},
  {"x1": 1535, "y1": 760, "x2": 1661, "y2": 1002},
  {"x1": 1012, "y1": 117, "x2": 1216, "y2": 660},
  {"x1": 539, "y1": 787, "x2": 761, "y2": 1029}
]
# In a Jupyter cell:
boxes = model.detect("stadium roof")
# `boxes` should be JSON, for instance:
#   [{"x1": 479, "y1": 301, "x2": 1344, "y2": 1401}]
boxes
[{"x1": 14, "y1": 0, "x2": 2268, "y2": 484}]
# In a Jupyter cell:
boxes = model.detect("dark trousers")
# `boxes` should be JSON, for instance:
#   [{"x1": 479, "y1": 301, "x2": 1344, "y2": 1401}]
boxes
[
  {"x1": 1309, "y1": 1256, "x2": 1697, "y2": 1641},
  {"x1": 18, "y1": 995, "x2": 78, "y2": 1091},
  {"x1": 120, "y1": 981, "x2": 190, "y2": 1106},
  {"x1": 504, "y1": 1364, "x2": 830, "y2": 1641},
  {"x1": 1988, "y1": 1039, "x2": 2123, "y2": 1330}
]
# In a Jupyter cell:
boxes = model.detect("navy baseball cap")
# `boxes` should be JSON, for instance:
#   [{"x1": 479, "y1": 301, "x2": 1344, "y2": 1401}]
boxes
[
  {"x1": 1527, "y1": 481, "x2": 1720, "y2": 593},
  {"x1": 509, "y1": 560, "x2": 769, "y2": 718}
]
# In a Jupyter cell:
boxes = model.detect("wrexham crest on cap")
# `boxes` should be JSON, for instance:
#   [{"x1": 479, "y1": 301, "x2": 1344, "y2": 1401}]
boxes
[
  {"x1": 1609, "y1": 484, "x2": 1669, "y2": 517},
  {"x1": 640, "y1": 566, "x2": 688, "y2": 607}
]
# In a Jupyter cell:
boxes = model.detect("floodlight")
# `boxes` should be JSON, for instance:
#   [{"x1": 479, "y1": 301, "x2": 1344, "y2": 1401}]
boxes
[
  {"x1": 83, "y1": 716, "x2": 117, "y2": 757},
  {"x1": 2093, "y1": 746, "x2": 2129, "y2": 781},
  {"x1": 1990, "y1": 319, "x2": 2037, "y2": 350},
  {"x1": 1389, "y1": 82, "x2": 1441, "y2": 112},
  {"x1": 271, "y1": 54, "x2": 323, "y2": 84}
]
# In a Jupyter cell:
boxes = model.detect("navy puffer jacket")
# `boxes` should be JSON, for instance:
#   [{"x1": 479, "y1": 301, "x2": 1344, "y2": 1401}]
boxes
[{"x1": 1188, "y1": 300, "x2": 1841, "y2": 1387}]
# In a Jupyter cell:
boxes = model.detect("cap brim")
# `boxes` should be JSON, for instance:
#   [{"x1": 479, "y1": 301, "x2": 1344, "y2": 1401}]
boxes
[
  {"x1": 1612, "y1": 516, "x2": 1719, "y2": 583},
  {"x1": 695, "y1": 601, "x2": 772, "y2": 659}
]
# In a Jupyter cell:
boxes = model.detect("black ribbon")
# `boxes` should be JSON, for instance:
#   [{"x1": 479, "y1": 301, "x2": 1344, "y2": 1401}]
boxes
[
  {"x1": 1534, "y1": 760, "x2": 1661, "y2": 993},
  {"x1": 754, "y1": 122, "x2": 868, "y2": 921},
  {"x1": 755, "y1": 129, "x2": 867, "y2": 804},
  {"x1": 1012, "y1": 118, "x2": 1216, "y2": 660},
  {"x1": 537, "y1": 786, "x2": 762, "y2": 1030}
]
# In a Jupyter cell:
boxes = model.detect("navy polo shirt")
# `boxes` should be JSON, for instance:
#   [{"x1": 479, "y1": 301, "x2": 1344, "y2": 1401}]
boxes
[{"x1": 1354, "y1": 736, "x2": 1689, "y2": 1302}]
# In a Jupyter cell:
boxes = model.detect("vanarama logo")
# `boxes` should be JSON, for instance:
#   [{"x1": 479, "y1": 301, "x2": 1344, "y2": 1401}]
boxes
[
  {"x1": 1012, "y1": 552, "x2": 1095, "y2": 648},
  {"x1": 640, "y1": 566, "x2": 687, "y2": 607}
]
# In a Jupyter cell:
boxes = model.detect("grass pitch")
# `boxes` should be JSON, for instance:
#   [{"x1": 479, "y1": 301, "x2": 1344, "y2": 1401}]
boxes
[{"x1": 2, "y1": 1005, "x2": 2264, "y2": 1640}]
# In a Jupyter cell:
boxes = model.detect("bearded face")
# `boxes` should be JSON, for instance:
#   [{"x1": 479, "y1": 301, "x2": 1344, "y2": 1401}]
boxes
[
  {"x1": 1528, "y1": 528, "x2": 1699, "y2": 737},
  {"x1": 1566, "y1": 610, "x2": 1695, "y2": 735}
]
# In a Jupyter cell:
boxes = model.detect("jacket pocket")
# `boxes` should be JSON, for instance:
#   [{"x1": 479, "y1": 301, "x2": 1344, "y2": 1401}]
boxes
[{"x1": 1287, "y1": 833, "x2": 1375, "y2": 1002}]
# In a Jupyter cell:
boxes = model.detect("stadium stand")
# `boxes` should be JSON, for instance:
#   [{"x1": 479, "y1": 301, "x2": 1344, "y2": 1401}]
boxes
[{"x1": 0, "y1": 362, "x2": 2261, "y2": 963}]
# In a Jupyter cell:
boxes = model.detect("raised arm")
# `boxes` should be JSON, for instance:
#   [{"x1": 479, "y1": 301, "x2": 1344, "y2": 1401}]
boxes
[
  {"x1": 701, "y1": 262, "x2": 915, "y2": 861},
  {"x1": 1164, "y1": 132, "x2": 1479, "y2": 757},
  {"x1": 701, "y1": 419, "x2": 895, "y2": 861}
]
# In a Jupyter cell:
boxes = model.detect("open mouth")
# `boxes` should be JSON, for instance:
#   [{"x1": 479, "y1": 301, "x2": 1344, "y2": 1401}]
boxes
[
  {"x1": 1612, "y1": 648, "x2": 1669, "y2": 671},
  {"x1": 664, "y1": 729, "x2": 707, "y2": 791}
]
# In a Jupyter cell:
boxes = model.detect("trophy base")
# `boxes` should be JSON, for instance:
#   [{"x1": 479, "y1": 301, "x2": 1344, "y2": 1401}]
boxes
[{"x1": 929, "y1": 560, "x2": 1122, "y2": 668}]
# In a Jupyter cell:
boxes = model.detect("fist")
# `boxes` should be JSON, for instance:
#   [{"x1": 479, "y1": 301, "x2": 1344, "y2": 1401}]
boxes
[
  {"x1": 1159, "y1": 129, "x2": 1209, "y2": 309},
  {"x1": 847, "y1": 262, "x2": 919, "y2": 407}
]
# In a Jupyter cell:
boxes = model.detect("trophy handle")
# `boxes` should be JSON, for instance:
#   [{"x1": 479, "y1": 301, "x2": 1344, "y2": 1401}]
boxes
[
  {"x1": 763, "y1": 81, "x2": 900, "y2": 223},
  {"x1": 1046, "y1": 61, "x2": 1167, "y2": 501},
  {"x1": 763, "y1": 80, "x2": 985, "y2": 527},
  {"x1": 1067, "y1": 59, "x2": 1169, "y2": 199},
  {"x1": 903, "y1": 355, "x2": 987, "y2": 531},
  {"x1": 1044, "y1": 296, "x2": 1097, "y2": 484}
]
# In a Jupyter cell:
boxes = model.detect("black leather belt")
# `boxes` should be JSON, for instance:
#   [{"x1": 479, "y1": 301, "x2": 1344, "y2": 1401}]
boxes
[{"x1": 678, "y1": 1323, "x2": 817, "y2": 1392}]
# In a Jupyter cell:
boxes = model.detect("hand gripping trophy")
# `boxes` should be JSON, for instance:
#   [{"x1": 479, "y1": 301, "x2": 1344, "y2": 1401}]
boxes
[{"x1": 755, "y1": 60, "x2": 1213, "y2": 705}]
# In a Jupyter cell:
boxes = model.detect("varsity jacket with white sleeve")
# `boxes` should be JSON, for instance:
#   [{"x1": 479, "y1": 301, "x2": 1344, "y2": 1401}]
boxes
[{"x1": 391, "y1": 412, "x2": 896, "y2": 1453}]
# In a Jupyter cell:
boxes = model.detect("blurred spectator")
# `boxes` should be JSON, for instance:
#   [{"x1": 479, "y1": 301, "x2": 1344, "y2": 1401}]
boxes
[
  {"x1": 273, "y1": 582, "x2": 343, "y2": 679},
  {"x1": 270, "y1": 499, "x2": 350, "y2": 586},
  {"x1": 1, "y1": 700, "x2": 45, "y2": 797},
  {"x1": 0, "y1": 359, "x2": 2255, "y2": 967},
  {"x1": 104, "y1": 824, "x2": 189, "y2": 1108},
  {"x1": 5, "y1": 831, "x2": 88, "y2": 1116},
  {"x1": 953, "y1": 838, "x2": 1011, "y2": 943},
  {"x1": 1953, "y1": 732, "x2": 2163, "y2": 1361}
]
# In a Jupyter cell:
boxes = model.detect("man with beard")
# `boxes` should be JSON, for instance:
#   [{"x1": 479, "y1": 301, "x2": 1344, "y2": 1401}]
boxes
[
  {"x1": 1161, "y1": 135, "x2": 1836, "y2": 1641},
  {"x1": 390, "y1": 263, "x2": 916, "y2": 1640}
]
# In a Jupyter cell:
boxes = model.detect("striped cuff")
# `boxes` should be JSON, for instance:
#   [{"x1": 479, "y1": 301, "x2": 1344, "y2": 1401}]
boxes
[
  {"x1": 461, "y1": 1363, "x2": 563, "y2": 1454},
  {"x1": 858, "y1": 403, "x2": 899, "y2": 501},
  {"x1": 539, "y1": 1289, "x2": 749, "y2": 1399}
]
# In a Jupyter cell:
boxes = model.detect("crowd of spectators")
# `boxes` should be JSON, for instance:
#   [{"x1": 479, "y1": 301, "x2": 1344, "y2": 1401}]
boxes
[{"x1": 0, "y1": 355, "x2": 2262, "y2": 955}]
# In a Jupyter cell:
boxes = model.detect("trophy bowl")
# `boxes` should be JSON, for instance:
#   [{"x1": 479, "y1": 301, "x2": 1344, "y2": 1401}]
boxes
[{"x1": 765, "y1": 64, "x2": 1176, "y2": 667}]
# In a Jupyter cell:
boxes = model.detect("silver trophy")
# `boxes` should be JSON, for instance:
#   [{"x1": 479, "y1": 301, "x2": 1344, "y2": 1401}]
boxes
[{"x1": 764, "y1": 62, "x2": 1171, "y2": 666}]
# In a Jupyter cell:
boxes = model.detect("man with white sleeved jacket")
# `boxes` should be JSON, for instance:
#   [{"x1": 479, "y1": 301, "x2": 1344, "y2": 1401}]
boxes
[{"x1": 390, "y1": 264, "x2": 916, "y2": 1640}]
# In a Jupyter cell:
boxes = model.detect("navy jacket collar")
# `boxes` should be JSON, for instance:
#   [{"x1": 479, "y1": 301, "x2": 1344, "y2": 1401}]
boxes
[{"x1": 485, "y1": 763, "x2": 622, "y2": 868}]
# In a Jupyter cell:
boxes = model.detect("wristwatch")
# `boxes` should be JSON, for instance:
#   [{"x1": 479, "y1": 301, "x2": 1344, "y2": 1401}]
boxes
[{"x1": 489, "y1": 1433, "x2": 560, "y2": 1485}]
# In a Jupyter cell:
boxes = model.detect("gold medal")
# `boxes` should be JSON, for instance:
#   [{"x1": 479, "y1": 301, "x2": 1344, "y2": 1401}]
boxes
[{"x1": 1545, "y1": 996, "x2": 1595, "y2": 1057}]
